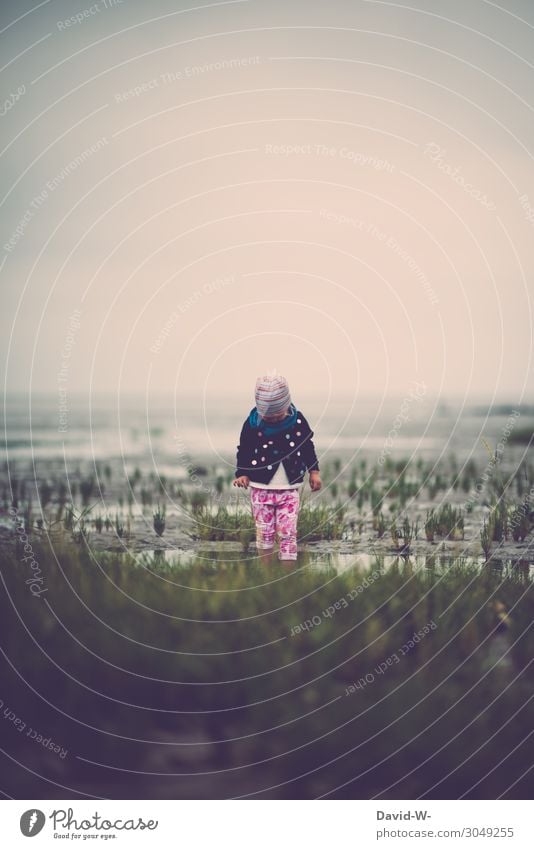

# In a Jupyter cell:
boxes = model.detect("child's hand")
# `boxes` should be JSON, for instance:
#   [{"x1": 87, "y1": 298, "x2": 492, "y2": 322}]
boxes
[
  {"x1": 309, "y1": 471, "x2": 322, "y2": 491},
  {"x1": 233, "y1": 476, "x2": 250, "y2": 488}
]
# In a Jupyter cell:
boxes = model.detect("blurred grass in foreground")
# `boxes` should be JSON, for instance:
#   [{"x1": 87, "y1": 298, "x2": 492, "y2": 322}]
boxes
[{"x1": 0, "y1": 537, "x2": 532, "y2": 799}]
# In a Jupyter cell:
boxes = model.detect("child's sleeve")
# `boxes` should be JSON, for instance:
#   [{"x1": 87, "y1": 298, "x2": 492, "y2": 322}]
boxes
[
  {"x1": 299, "y1": 413, "x2": 320, "y2": 472},
  {"x1": 235, "y1": 420, "x2": 251, "y2": 477}
]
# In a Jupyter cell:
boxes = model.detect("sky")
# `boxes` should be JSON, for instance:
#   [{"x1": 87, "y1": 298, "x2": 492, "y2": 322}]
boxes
[{"x1": 1, "y1": 0, "x2": 533, "y2": 405}]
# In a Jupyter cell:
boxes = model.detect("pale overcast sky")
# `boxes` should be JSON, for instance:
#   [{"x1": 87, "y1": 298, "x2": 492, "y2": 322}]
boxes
[{"x1": 1, "y1": 0, "x2": 533, "y2": 402}]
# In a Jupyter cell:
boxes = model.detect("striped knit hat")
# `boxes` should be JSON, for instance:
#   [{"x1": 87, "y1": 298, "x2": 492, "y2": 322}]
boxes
[{"x1": 255, "y1": 370, "x2": 291, "y2": 418}]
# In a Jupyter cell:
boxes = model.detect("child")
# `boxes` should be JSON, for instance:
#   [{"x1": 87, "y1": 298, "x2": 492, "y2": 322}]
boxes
[{"x1": 233, "y1": 372, "x2": 321, "y2": 561}]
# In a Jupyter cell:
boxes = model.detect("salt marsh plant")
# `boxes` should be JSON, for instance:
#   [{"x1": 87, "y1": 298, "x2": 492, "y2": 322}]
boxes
[
  {"x1": 390, "y1": 520, "x2": 401, "y2": 549},
  {"x1": 424, "y1": 509, "x2": 436, "y2": 542},
  {"x1": 459, "y1": 458, "x2": 479, "y2": 495},
  {"x1": 510, "y1": 503, "x2": 530, "y2": 542},
  {"x1": 515, "y1": 463, "x2": 526, "y2": 498},
  {"x1": 401, "y1": 515, "x2": 419, "y2": 553},
  {"x1": 114, "y1": 514, "x2": 125, "y2": 538},
  {"x1": 492, "y1": 503, "x2": 507, "y2": 541},
  {"x1": 21, "y1": 499, "x2": 32, "y2": 532},
  {"x1": 140, "y1": 487, "x2": 152, "y2": 507},
  {"x1": 192, "y1": 505, "x2": 254, "y2": 542},
  {"x1": 153, "y1": 504, "x2": 166, "y2": 537},
  {"x1": 481, "y1": 437, "x2": 514, "y2": 503},
  {"x1": 480, "y1": 519, "x2": 493, "y2": 561},
  {"x1": 239, "y1": 527, "x2": 254, "y2": 554},
  {"x1": 390, "y1": 516, "x2": 419, "y2": 555},
  {"x1": 376, "y1": 511, "x2": 386, "y2": 538},
  {"x1": 189, "y1": 491, "x2": 208, "y2": 514},
  {"x1": 39, "y1": 481, "x2": 53, "y2": 508},
  {"x1": 191, "y1": 501, "x2": 347, "y2": 544},
  {"x1": 79, "y1": 476, "x2": 95, "y2": 506},
  {"x1": 73, "y1": 518, "x2": 89, "y2": 544},
  {"x1": 387, "y1": 473, "x2": 419, "y2": 508},
  {"x1": 189, "y1": 464, "x2": 208, "y2": 477},
  {"x1": 64, "y1": 505, "x2": 75, "y2": 531},
  {"x1": 297, "y1": 503, "x2": 347, "y2": 542},
  {"x1": 370, "y1": 488, "x2": 383, "y2": 523},
  {"x1": 434, "y1": 504, "x2": 464, "y2": 539},
  {"x1": 427, "y1": 474, "x2": 445, "y2": 500},
  {"x1": 57, "y1": 480, "x2": 67, "y2": 504}
]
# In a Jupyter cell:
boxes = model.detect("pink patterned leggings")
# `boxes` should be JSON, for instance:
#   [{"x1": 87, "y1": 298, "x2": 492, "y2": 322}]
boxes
[{"x1": 250, "y1": 487, "x2": 300, "y2": 560}]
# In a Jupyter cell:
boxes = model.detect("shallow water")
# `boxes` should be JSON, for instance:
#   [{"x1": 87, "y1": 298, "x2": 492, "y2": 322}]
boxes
[
  {"x1": 2, "y1": 392, "x2": 530, "y2": 461},
  {"x1": 141, "y1": 546, "x2": 534, "y2": 580}
]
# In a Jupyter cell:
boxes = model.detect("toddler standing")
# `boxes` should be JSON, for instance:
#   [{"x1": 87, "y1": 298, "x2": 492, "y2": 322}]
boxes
[{"x1": 233, "y1": 373, "x2": 321, "y2": 560}]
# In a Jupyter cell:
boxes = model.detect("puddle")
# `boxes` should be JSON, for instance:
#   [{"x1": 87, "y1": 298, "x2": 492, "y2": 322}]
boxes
[{"x1": 132, "y1": 546, "x2": 534, "y2": 579}]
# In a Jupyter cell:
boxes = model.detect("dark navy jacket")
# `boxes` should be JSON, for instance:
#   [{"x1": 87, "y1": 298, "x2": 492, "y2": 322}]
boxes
[{"x1": 235, "y1": 406, "x2": 320, "y2": 485}]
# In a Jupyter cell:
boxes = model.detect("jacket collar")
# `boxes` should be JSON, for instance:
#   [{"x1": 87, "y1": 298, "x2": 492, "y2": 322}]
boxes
[{"x1": 248, "y1": 403, "x2": 298, "y2": 435}]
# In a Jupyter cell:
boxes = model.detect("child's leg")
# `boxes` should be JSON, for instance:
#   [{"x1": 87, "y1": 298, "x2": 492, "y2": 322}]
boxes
[
  {"x1": 250, "y1": 488, "x2": 276, "y2": 550},
  {"x1": 275, "y1": 489, "x2": 300, "y2": 560}
]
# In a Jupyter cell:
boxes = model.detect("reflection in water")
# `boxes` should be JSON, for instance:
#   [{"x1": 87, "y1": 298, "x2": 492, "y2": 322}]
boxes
[{"x1": 146, "y1": 546, "x2": 534, "y2": 581}]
